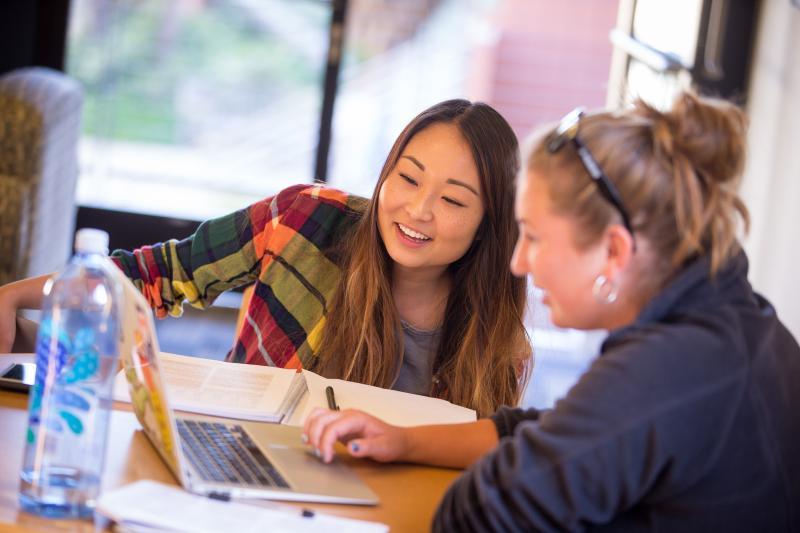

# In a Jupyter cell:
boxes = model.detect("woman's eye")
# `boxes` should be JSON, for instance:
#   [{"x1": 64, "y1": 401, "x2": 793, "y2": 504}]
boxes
[
  {"x1": 443, "y1": 196, "x2": 465, "y2": 207},
  {"x1": 399, "y1": 173, "x2": 417, "y2": 186}
]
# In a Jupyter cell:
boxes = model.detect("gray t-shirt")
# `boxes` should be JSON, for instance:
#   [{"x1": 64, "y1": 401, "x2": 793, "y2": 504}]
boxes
[{"x1": 391, "y1": 321, "x2": 442, "y2": 396}]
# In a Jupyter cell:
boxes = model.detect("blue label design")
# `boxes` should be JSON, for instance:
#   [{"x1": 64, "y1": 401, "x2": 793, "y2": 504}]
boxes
[
  {"x1": 27, "y1": 320, "x2": 100, "y2": 437},
  {"x1": 54, "y1": 390, "x2": 91, "y2": 411},
  {"x1": 59, "y1": 411, "x2": 84, "y2": 435}
]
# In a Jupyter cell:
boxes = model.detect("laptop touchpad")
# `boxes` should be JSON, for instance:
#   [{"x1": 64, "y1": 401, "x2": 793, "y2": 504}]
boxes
[{"x1": 267, "y1": 445, "x2": 375, "y2": 499}]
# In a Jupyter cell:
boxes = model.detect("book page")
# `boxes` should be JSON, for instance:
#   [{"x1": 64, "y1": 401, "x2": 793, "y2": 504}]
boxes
[
  {"x1": 114, "y1": 352, "x2": 300, "y2": 422},
  {"x1": 286, "y1": 371, "x2": 477, "y2": 427}
]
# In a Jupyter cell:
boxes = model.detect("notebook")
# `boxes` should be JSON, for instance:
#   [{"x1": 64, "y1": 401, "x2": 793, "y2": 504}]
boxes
[{"x1": 112, "y1": 269, "x2": 378, "y2": 505}]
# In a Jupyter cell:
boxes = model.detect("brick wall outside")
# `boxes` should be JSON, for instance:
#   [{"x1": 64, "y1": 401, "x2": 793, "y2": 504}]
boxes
[{"x1": 468, "y1": 0, "x2": 619, "y2": 138}]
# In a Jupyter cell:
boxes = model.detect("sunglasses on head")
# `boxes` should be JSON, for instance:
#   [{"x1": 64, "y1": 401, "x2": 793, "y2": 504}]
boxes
[{"x1": 545, "y1": 108, "x2": 636, "y2": 247}]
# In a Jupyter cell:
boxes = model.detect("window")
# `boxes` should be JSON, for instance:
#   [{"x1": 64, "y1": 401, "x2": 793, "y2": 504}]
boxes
[{"x1": 67, "y1": 0, "x2": 329, "y2": 220}]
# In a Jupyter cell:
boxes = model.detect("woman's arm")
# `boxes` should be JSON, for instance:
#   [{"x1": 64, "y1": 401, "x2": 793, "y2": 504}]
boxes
[
  {"x1": 0, "y1": 274, "x2": 51, "y2": 352},
  {"x1": 302, "y1": 408, "x2": 499, "y2": 468},
  {"x1": 111, "y1": 185, "x2": 313, "y2": 318}
]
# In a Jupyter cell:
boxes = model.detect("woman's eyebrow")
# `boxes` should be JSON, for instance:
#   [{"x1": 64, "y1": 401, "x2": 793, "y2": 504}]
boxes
[
  {"x1": 401, "y1": 155, "x2": 425, "y2": 170},
  {"x1": 402, "y1": 154, "x2": 479, "y2": 196},
  {"x1": 446, "y1": 179, "x2": 479, "y2": 196}
]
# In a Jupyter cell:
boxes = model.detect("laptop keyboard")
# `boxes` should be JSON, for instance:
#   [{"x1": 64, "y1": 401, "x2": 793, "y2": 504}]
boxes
[{"x1": 176, "y1": 419, "x2": 290, "y2": 489}]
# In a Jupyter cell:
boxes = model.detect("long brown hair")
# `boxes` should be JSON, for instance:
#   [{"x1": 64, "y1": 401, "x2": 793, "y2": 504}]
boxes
[
  {"x1": 527, "y1": 91, "x2": 750, "y2": 295},
  {"x1": 315, "y1": 100, "x2": 530, "y2": 417}
]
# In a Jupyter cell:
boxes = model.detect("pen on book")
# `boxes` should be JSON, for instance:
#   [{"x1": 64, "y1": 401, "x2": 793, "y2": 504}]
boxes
[{"x1": 325, "y1": 385, "x2": 340, "y2": 411}]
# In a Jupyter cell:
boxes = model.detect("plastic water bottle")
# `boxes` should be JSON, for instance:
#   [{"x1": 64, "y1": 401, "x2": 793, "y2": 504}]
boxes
[{"x1": 19, "y1": 228, "x2": 121, "y2": 519}]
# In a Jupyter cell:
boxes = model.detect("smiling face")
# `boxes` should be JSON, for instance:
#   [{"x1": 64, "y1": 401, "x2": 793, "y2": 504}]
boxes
[
  {"x1": 510, "y1": 170, "x2": 610, "y2": 329},
  {"x1": 377, "y1": 122, "x2": 485, "y2": 278}
]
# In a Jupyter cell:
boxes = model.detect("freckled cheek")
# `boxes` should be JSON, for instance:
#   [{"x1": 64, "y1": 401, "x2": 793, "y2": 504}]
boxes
[{"x1": 437, "y1": 210, "x2": 482, "y2": 247}]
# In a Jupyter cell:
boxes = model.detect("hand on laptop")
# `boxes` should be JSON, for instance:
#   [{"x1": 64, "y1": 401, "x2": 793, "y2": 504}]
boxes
[
  {"x1": 304, "y1": 408, "x2": 500, "y2": 470},
  {"x1": 303, "y1": 408, "x2": 408, "y2": 464}
]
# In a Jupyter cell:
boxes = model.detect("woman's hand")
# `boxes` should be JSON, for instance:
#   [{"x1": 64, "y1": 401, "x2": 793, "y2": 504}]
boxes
[
  {"x1": 302, "y1": 408, "x2": 409, "y2": 464},
  {"x1": 0, "y1": 275, "x2": 50, "y2": 353},
  {"x1": 0, "y1": 287, "x2": 19, "y2": 353}
]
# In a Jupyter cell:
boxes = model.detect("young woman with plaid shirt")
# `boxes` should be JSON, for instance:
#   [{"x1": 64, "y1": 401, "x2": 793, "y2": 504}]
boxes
[{"x1": 0, "y1": 99, "x2": 532, "y2": 417}]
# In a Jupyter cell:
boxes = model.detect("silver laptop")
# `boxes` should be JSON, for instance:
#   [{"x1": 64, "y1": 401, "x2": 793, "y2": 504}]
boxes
[{"x1": 116, "y1": 277, "x2": 378, "y2": 505}]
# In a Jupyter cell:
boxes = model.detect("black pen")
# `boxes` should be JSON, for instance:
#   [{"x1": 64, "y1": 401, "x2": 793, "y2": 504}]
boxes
[
  {"x1": 325, "y1": 385, "x2": 340, "y2": 411},
  {"x1": 207, "y1": 492, "x2": 315, "y2": 518}
]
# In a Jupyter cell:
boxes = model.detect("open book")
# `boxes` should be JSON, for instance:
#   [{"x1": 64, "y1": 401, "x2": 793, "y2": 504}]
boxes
[{"x1": 113, "y1": 352, "x2": 476, "y2": 427}]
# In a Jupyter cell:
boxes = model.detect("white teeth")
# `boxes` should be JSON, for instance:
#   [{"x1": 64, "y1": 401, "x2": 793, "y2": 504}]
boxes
[{"x1": 397, "y1": 223, "x2": 431, "y2": 241}]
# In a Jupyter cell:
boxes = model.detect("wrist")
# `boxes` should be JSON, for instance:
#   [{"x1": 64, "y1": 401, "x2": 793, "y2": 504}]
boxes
[
  {"x1": 0, "y1": 275, "x2": 49, "y2": 311},
  {"x1": 0, "y1": 283, "x2": 19, "y2": 307},
  {"x1": 397, "y1": 426, "x2": 418, "y2": 463}
]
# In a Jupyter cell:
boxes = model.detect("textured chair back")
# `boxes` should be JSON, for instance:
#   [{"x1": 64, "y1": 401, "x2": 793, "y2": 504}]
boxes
[{"x1": 0, "y1": 67, "x2": 83, "y2": 285}]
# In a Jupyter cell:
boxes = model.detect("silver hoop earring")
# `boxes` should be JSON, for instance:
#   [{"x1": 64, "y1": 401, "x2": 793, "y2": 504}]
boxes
[{"x1": 593, "y1": 275, "x2": 618, "y2": 304}]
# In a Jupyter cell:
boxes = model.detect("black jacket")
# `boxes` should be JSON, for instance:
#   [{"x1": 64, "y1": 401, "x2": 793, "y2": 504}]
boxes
[{"x1": 434, "y1": 252, "x2": 800, "y2": 532}]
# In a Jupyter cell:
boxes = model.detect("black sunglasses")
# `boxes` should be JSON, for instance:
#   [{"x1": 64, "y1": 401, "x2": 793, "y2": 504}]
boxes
[{"x1": 546, "y1": 108, "x2": 636, "y2": 245}]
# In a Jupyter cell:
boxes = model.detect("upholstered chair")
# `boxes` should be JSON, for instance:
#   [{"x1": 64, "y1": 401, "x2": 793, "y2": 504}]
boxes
[{"x1": 0, "y1": 67, "x2": 83, "y2": 285}]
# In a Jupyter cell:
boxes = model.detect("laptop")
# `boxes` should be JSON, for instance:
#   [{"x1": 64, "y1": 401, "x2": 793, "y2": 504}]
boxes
[{"x1": 115, "y1": 272, "x2": 378, "y2": 505}]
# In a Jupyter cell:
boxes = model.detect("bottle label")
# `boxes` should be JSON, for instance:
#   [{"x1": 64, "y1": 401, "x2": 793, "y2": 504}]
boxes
[{"x1": 27, "y1": 319, "x2": 101, "y2": 443}]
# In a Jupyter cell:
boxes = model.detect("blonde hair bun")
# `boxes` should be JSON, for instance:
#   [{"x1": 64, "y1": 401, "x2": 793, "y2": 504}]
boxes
[{"x1": 637, "y1": 92, "x2": 748, "y2": 187}]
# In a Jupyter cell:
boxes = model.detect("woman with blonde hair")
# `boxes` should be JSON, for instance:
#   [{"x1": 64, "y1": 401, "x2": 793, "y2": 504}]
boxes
[
  {"x1": 0, "y1": 99, "x2": 531, "y2": 416},
  {"x1": 304, "y1": 91, "x2": 800, "y2": 531}
]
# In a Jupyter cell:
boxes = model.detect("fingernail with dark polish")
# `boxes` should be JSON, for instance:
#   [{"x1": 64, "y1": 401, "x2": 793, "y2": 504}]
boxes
[{"x1": 350, "y1": 442, "x2": 360, "y2": 453}]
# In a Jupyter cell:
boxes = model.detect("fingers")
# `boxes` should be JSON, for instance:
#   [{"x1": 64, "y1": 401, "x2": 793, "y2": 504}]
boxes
[
  {"x1": 303, "y1": 409, "x2": 377, "y2": 463},
  {"x1": 316, "y1": 411, "x2": 370, "y2": 463},
  {"x1": 345, "y1": 433, "x2": 399, "y2": 463},
  {"x1": 303, "y1": 409, "x2": 343, "y2": 463},
  {"x1": 302, "y1": 407, "x2": 331, "y2": 442},
  {"x1": 301, "y1": 408, "x2": 404, "y2": 463},
  {"x1": 347, "y1": 438, "x2": 371, "y2": 458}
]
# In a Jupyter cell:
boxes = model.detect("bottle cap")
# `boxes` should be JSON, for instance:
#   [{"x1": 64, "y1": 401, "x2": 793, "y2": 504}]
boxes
[{"x1": 75, "y1": 228, "x2": 110, "y2": 254}]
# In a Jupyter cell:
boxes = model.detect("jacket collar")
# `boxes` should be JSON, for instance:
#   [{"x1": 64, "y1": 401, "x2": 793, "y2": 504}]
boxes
[{"x1": 605, "y1": 250, "x2": 754, "y2": 345}]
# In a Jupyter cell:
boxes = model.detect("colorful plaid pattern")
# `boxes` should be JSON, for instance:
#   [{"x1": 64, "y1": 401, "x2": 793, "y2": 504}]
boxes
[{"x1": 111, "y1": 184, "x2": 368, "y2": 369}]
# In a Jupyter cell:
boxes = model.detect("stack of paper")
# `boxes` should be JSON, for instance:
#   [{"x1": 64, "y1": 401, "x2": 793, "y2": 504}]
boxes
[{"x1": 97, "y1": 480, "x2": 388, "y2": 533}]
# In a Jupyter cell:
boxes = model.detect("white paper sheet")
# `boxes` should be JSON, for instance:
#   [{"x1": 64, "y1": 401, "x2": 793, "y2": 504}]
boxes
[{"x1": 97, "y1": 480, "x2": 388, "y2": 533}]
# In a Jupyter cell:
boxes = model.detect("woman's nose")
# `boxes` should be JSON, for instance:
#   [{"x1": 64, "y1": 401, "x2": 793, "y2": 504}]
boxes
[
  {"x1": 406, "y1": 190, "x2": 434, "y2": 221},
  {"x1": 509, "y1": 239, "x2": 528, "y2": 277}
]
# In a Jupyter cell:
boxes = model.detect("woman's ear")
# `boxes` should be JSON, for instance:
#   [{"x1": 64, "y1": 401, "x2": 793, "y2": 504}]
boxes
[{"x1": 602, "y1": 224, "x2": 635, "y2": 279}]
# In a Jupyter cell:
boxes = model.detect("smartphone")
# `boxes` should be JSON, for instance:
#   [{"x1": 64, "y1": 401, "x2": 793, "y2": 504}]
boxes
[{"x1": 0, "y1": 362, "x2": 36, "y2": 392}]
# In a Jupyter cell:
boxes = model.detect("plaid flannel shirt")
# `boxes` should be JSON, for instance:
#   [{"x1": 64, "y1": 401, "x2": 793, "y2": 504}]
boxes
[{"x1": 111, "y1": 184, "x2": 368, "y2": 369}]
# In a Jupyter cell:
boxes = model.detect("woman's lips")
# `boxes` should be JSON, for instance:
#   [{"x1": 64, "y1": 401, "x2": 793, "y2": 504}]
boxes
[{"x1": 394, "y1": 223, "x2": 432, "y2": 248}]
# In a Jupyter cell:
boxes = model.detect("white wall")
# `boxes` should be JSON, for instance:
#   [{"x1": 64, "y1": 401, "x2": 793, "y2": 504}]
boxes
[
  {"x1": 741, "y1": 0, "x2": 800, "y2": 339},
  {"x1": 608, "y1": 1, "x2": 800, "y2": 340}
]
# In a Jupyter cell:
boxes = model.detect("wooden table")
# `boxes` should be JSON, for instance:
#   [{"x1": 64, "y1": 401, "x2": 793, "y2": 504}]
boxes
[{"x1": 0, "y1": 356, "x2": 461, "y2": 532}]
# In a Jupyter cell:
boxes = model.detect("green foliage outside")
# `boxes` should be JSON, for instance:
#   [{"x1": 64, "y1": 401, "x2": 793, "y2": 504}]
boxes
[{"x1": 67, "y1": 1, "x2": 326, "y2": 145}]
